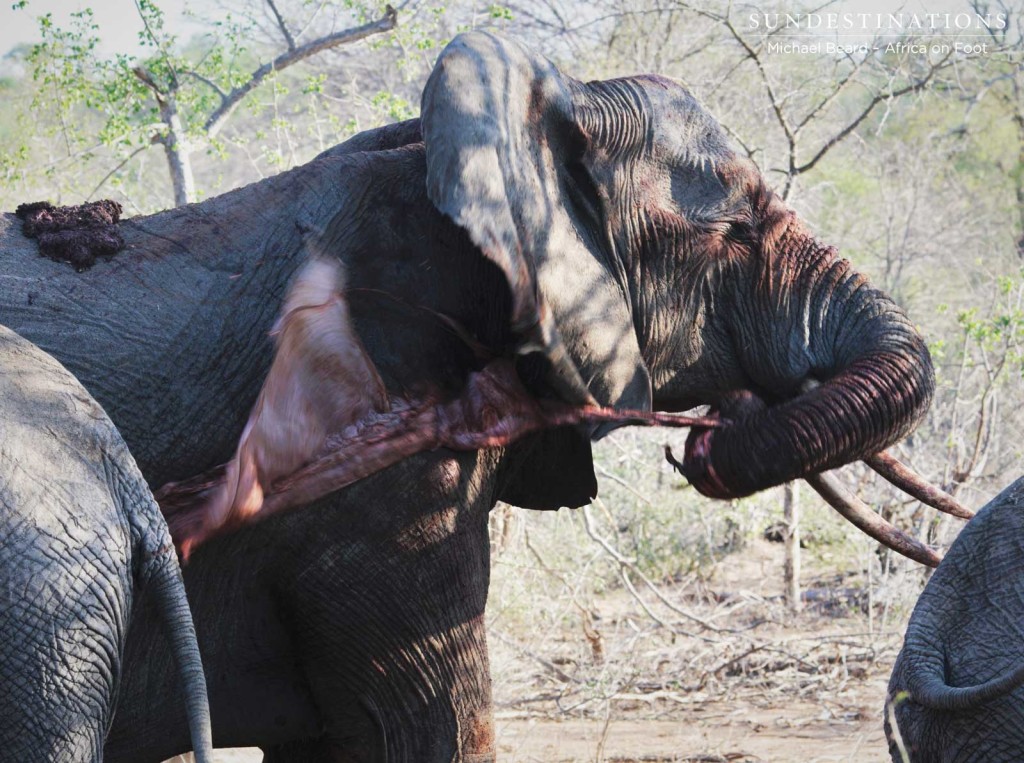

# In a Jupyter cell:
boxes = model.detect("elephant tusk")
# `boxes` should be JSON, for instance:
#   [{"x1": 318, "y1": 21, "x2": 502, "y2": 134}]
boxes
[
  {"x1": 796, "y1": 377, "x2": 972, "y2": 521},
  {"x1": 863, "y1": 452, "x2": 974, "y2": 520},
  {"x1": 804, "y1": 472, "x2": 942, "y2": 568}
]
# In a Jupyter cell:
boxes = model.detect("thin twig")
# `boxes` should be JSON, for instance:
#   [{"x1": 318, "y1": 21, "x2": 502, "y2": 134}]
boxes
[
  {"x1": 133, "y1": 0, "x2": 179, "y2": 89},
  {"x1": 490, "y1": 630, "x2": 584, "y2": 685},
  {"x1": 582, "y1": 504, "x2": 741, "y2": 635},
  {"x1": 793, "y1": 51, "x2": 955, "y2": 176},
  {"x1": 265, "y1": 0, "x2": 296, "y2": 50},
  {"x1": 204, "y1": 6, "x2": 398, "y2": 138},
  {"x1": 86, "y1": 145, "x2": 148, "y2": 200},
  {"x1": 181, "y1": 71, "x2": 227, "y2": 102}
]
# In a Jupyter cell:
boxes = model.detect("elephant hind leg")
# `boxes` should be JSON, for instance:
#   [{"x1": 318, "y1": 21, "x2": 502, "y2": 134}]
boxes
[{"x1": 261, "y1": 705, "x2": 381, "y2": 763}]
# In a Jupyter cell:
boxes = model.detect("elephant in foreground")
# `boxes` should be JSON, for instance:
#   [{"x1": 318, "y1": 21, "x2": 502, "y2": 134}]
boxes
[
  {"x1": 0, "y1": 326, "x2": 212, "y2": 762},
  {"x1": 887, "y1": 476, "x2": 1024, "y2": 762},
  {"x1": 0, "y1": 32, "x2": 951, "y2": 761}
]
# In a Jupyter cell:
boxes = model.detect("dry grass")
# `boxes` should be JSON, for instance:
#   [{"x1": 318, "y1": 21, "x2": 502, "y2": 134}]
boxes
[
  {"x1": 482, "y1": 428, "x2": 937, "y2": 762},
  {"x1": 488, "y1": 533, "x2": 905, "y2": 762}
]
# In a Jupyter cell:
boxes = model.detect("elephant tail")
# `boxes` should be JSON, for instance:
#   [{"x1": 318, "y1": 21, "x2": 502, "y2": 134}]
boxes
[
  {"x1": 904, "y1": 659, "x2": 1024, "y2": 711},
  {"x1": 141, "y1": 535, "x2": 215, "y2": 763}
]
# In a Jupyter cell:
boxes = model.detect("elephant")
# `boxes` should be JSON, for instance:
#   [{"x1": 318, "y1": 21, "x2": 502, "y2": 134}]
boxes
[
  {"x1": 0, "y1": 325, "x2": 213, "y2": 762},
  {"x1": 886, "y1": 476, "x2": 1024, "y2": 762},
  {"x1": 0, "y1": 32, "x2": 950, "y2": 761}
]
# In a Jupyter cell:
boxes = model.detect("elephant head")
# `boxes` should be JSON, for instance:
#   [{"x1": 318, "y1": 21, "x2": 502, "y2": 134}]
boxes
[
  {"x1": 159, "y1": 32, "x2": 963, "y2": 563},
  {"x1": 421, "y1": 32, "x2": 935, "y2": 497}
]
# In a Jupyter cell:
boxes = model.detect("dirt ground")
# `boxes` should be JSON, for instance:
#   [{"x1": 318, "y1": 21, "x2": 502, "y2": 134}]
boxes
[
  {"x1": 202, "y1": 712, "x2": 885, "y2": 762},
  {"x1": 495, "y1": 710, "x2": 885, "y2": 762},
  {"x1": 171, "y1": 707, "x2": 886, "y2": 763},
  {"x1": 166, "y1": 538, "x2": 904, "y2": 763},
  {"x1": 483, "y1": 536, "x2": 902, "y2": 763}
]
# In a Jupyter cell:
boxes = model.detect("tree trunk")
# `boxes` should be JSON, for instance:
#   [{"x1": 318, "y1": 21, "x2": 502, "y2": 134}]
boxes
[
  {"x1": 783, "y1": 481, "x2": 801, "y2": 612},
  {"x1": 1014, "y1": 96, "x2": 1024, "y2": 260},
  {"x1": 159, "y1": 94, "x2": 196, "y2": 207}
]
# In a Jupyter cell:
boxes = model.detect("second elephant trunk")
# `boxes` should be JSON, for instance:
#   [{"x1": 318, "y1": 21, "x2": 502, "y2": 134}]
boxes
[
  {"x1": 890, "y1": 476, "x2": 1024, "y2": 715},
  {"x1": 899, "y1": 638, "x2": 1024, "y2": 712},
  {"x1": 694, "y1": 223, "x2": 934, "y2": 498}
]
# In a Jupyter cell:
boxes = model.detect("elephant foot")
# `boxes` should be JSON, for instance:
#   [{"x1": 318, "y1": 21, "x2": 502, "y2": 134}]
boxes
[{"x1": 459, "y1": 708, "x2": 496, "y2": 762}]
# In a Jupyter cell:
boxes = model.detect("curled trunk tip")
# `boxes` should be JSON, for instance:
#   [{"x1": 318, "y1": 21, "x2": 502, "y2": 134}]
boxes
[{"x1": 904, "y1": 661, "x2": 1024, "y2": 712}]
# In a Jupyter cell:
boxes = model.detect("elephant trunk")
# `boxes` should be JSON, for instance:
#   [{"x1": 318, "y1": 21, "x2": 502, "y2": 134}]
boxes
[
  {"x1": 894, "y1": 480, "x2": 1024, "y2": 713},
  {"x1": 900, "y1": 647, "x2": 1024, "y2": 711},
  {"x1": 689, "y1": 223, "x2": 935, "y2": 498},
  {"x1": 142, "y1": 535, "x2": 214, "y2": 763},
  {"x1": 897, "y1": 579, "x2": 1024, "y2": 712}
]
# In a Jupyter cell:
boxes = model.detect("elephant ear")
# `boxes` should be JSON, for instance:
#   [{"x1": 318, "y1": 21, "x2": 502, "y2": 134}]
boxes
[
  {"x1": 422, "y1": 32, "x2": 657, "y2": 510},
  {"x1": 421, "y1": 31, "x2": 597, "y2": 407}
]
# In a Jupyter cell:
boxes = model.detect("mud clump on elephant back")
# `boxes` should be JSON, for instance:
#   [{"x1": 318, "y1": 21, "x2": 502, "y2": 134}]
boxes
[{"x1": 15, "y1": 200, "x2": 125, "y2": 271}]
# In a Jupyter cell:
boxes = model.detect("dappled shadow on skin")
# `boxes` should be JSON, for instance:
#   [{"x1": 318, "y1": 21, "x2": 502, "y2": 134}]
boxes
[
  {"x1": 159, "y1": 83, "x2": 967, "y2": 575},
  {"x1": 417, "y1": 33, "x2": 969, "y2": 573},
  {"x1": 38, "y1": 29, "x2": 981, "y2": 759},
  {"x1": 155, "y1": 257, "x2": 718, "y2": 557}
]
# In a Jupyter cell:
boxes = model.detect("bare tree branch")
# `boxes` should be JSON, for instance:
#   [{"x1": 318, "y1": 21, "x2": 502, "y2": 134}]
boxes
[
  {"x1": 87, "y1": 145, "x2": 149, "y2": 200},
  {"x1": 182, "y1": 70, "x2": 227, "y2": 102},
  {"x1": 792, "y1": 52, "x2": 953, "y2": 177},
  {"x1": 133, "y1": 65, "x2": 194, "y2": 205},
  {"x1": 204, "y1": 5, "x2": 398, "y2": 138},
  {"x1": 133, "y1": 0, "x2": 180, "y2": 89},
  {"x1": 582, "y1": 503, "x2": 743, "y2": 636},
  {"x1": 672, "y1": 1, "x2": 958, "y2": 198},
  {"x1": 794, "y1": 54, "x2": 868, "y2": 132},
  {"x1": 132, "y1": 65, "x2": 165, "y2": 100},
  {"x1": 294, "y1": 0, "x2": 329, "y2": 43},
  {"x1": 265, "y1": 0, "x2": 297, "y2": 51}
]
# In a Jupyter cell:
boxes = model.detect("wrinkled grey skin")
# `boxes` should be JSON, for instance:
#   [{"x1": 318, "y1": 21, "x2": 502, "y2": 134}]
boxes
[
  {"x1": 0, "y1": 33, "x2": 932, "y2": 761},
  {"x1": 887, "y1": 477, "x2": 1024, "y2": 763},
  {"x1": 0, "y1": 326, "x2": 212, "y2": 763}
]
